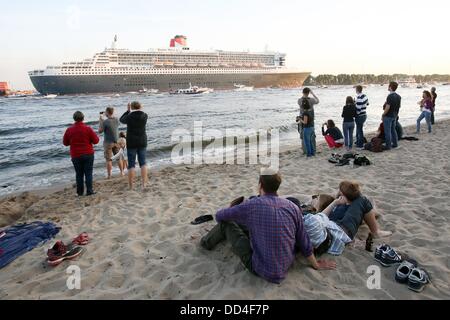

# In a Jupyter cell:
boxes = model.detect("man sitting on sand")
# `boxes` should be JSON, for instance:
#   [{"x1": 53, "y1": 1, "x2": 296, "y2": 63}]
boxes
[{"x1": 200, "y1": 170, "x2": 336, "y2": 284}]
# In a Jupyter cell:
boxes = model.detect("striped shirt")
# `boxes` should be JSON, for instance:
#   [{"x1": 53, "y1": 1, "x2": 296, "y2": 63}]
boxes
[
  {"x1": 216, "y1": 194, "x2": 313, "y2": 284},
  {"x1": 303, "y1": 213, "x2": 352, "y2": 256},
  {"x1": 355, "y1": 93, "x2": 369, "y2": 116}
]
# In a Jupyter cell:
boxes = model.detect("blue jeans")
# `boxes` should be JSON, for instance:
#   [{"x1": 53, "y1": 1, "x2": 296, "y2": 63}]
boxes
[
  {"x1": 342, "y1": 122, "x2": 355, "y2": 149},
  {"x1": 303, "y1": 127, "x2": 315, "y2": 157},
  {"x1": 382, "y1": 116, "x2": 398, "y2": 150},
  {"x1": 71, "y1": 154, "x2": 94, "y2": 196},
  {"x1": 127, "y1": 147, "x2": 147, "y2": 169},
  {"x1": 416, "y1": 111, "x2": 432, "y2": 133},
  {"x1": 355, "y1": 115, "x2": 367, "y2": 148}
]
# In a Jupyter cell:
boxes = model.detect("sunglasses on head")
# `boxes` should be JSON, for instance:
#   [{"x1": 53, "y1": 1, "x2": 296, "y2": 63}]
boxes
[{"x1": 312, "y1": 194, "x2": 319, "y2": 199}]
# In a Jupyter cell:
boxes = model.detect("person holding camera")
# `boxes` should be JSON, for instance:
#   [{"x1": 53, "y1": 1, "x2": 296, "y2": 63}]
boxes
[
  {"x1": 297, "y1": 88, "x2": 319, "y2": 155},
  {"x1": 99, "y1": 107, "x2": 121, "y2": 179},
  {"x1": 120, "y1": 101, "x2": 149, "y2": 190}
]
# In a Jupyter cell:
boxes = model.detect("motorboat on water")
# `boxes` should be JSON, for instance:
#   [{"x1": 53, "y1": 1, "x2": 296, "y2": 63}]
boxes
[
  {"x1": 43, "y1": 94, "x2": 57, "y2": 99},
  {"x1": 234, "y1": 83, "x2": 254, "y2": 91},
  {"x1": 170, "y1": 83, "x2": 211, "y2": 95},
  {"x1": 139, "y1": 87, "x2": 159, "y2": 94}
]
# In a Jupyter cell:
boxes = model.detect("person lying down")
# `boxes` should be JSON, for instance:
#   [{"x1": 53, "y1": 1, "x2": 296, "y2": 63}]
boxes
[{"x1": 293, "y1": 181, "x2": 391, "y2": 257}]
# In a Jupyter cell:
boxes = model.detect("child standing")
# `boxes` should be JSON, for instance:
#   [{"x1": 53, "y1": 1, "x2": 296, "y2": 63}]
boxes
[{"x1": 111, "y1": 132, "x2": 128, "y2": 176}]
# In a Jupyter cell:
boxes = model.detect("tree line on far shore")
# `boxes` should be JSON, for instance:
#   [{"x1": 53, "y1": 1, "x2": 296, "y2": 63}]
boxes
[{"x1": 304, "y1": 74, "x2": 450, "y2": 86}]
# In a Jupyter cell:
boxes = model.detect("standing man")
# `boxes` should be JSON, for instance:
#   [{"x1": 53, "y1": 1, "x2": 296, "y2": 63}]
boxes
[
  {"x1": 355, "y1": 85, "x2": 369, "y2": 149},
  {"x1": 201, "y1": 170, "x2": 336, "y2": 284},
  {"x1": 430, "y1": 87, "x2": 437, "y2": 125},
  {"x1": 298, "y1": 88, "x2": 319, "y2": 155},
  {"x1": 63, "y1": 111, "x2": 99, "y2": 196},
  {"x1": 99, "y1": 107, "x2": 121, "y2": 179},
  {"x1": 382, "y1": 82, "x2": 401, "y2": 150},
  {"x1": 120, "y1": 101, "x2": 149, "y2": 190}
]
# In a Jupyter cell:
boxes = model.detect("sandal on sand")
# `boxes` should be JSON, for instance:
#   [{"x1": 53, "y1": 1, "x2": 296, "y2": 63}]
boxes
[
  {"x1": 395, "y1": 259, "x2": 418, "y2": 283},
  {"x1": 408, "y1": 267, "x2": 431, "y2": 293},
  {"x1": 191, "y1": 215, "x2": 214, "y2": 225},
  {"x1": 47, "y1": 241, "x2": 84, "y2": 267},
  {"x1": 72, "y1": 232, "x2": 89, "y2": 246}
]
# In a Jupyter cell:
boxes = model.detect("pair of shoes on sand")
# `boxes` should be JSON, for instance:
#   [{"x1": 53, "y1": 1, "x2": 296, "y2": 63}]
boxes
[
  {"x1": 375, "y1": 244, "x2": 431, "y2": 293},
  {"x1": 47, "y1": 233, "x2": 89, "y2": 266}
]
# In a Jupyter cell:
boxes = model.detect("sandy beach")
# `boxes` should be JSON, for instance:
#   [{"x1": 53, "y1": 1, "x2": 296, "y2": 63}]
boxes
[{"x1": 1, "y1": 120, "x2": 449, "y2": 300}]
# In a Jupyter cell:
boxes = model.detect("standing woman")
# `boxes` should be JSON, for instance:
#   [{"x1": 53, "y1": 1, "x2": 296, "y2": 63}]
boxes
[
  {"x1": 341, "y1": 97, "x2": 357, "y2": 151},
  {"x1": 298, "y1": 100, "x2": 315, "y2": 157},
  {"x1": 120, "y1": 101, "x2": 149, "y2": 190},
  {"x1": 430, "y1": 87, "x2": 437, "y2": 125},
  {"x1": 63, "y1": 111, "x2": 99, "y2": 196},
  {"x1": 416, "y1": 91, "x2": 433, "y2": 134}
]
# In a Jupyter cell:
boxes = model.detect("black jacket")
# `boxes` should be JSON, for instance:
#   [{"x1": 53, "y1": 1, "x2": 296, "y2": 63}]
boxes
[{"x1": 120, "y1": 110, "x2": 148, "y2": 149}]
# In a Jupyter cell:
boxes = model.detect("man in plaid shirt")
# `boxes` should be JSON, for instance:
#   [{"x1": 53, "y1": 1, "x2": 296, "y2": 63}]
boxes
[{"x1": 201, "y1": 171, "x2": 336, "y2": 284}]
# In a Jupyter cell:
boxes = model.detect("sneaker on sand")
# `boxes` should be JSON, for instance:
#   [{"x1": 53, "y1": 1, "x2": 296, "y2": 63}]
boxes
[
  {"x1": 408, "y1": 267, "x2": 431, "y2": 293},
  {"x1": 47, "y1": 241, "x2": 84, "y2": 266},
  {"x1": 378, "y1": 247, "x2": 403, "y2": 267},
  {"x1": 395, "y1": 259, "x2": 418, "y2": 284},
  {"x1": 374, "y1": 244, "x2": 391, "y2": 263}
]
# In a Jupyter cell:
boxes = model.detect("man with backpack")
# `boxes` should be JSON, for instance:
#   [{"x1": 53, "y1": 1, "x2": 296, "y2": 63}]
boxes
[{"x1": 297, "y1": 88, "x2": 319, "y2": 155}]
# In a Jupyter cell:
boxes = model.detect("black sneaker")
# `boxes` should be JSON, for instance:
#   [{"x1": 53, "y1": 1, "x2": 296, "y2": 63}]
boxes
[
  {"x1": 395, "y1": 259, "x2": 418, "y2": 284},
  {"x1": 379, "y1": 247, "x2": 402, "y2": 267},
  {"x1": 374, "y1": 244, "x2": 390, "y2": 263},
  {"x1": 408, "y1": 267, "x2": 431, "y2": 292}
]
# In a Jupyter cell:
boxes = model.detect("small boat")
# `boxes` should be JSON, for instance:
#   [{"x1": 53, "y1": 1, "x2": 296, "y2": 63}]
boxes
[
  {"x1": 170, "y1": 83, "x2": 211, "y2": 95},
  {"x1": 44, "y1": 94, "x2": 57, "y2": 99},
  {"x1": 139, "y1": 87, "x2": 159, "y2": 94},
  {"x1": 234, "y1": 84, "x2": 254, "y2": 92}
]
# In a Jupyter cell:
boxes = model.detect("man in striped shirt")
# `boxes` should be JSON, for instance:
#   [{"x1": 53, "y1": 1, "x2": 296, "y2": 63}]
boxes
[{"x1": 355, "y1": 85, "x2": 369, "y2": 149}]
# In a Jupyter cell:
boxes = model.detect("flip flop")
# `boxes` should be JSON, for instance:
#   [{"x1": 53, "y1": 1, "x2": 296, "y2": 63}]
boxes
[
  {"x1": 72, "y1": 232, "x2": 89, "y2": 246},
  {"x1": 191, "y1": 215, "x2": 214, "y2": 225}
]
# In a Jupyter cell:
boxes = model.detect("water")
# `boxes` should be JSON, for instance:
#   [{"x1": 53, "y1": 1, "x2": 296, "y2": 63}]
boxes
[{"x1": 1, "y1": 85, "x2": 449, "y2": 196}]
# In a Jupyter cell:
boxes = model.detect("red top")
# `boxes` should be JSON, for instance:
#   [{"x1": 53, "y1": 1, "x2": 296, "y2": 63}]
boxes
[{"x1": 63, "y1": 122, "x2": 99, "y2": 159}]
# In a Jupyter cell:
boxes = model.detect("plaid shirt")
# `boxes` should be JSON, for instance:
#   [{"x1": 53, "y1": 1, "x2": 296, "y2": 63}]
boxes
[{"x1": 216, "y1": 194, "x2": 313, "y2": 284}]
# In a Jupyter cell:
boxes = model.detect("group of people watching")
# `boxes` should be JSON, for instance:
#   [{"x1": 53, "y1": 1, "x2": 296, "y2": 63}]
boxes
[
  {"x1": 201, "y1": 170, "x2": 392, "y2": 284},
  {"x1": 298, "y1": 83, "x2": 438, "y2": 154},
  {"x1": 63, "y1": 101, "x2": 149, "y2": 196}
]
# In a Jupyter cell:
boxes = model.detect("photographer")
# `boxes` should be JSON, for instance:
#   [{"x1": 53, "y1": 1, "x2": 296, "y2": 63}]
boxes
[{"x1": 99, "y1": 107, "x2": 121, "y2": 179}]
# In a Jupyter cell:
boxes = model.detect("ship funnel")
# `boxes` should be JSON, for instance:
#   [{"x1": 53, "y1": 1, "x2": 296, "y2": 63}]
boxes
[{"x1": 170, "y1": 35, "x2": 187, "y2": 48}]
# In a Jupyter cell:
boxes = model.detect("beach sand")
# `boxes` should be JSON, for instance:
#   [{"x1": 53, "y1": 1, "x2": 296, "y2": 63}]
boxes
[{"x1": 1, "y1": 120, "x2": 449, "y2": 300}]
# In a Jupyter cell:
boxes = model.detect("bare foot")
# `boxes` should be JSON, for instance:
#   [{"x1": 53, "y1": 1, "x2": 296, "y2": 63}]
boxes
[{"x1": 373, "y1": 230, "x2": 392, "y2": 239}]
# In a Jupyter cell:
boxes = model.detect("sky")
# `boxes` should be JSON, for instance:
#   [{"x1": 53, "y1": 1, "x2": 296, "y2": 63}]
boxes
[{"x1": 1, "y1": 0, "x2": 449, "y2": 89}]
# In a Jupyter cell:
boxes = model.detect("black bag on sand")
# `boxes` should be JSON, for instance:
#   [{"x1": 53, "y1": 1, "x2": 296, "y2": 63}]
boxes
[{"x1": 354, "y1": 155, "x2": 371, "y2": 166}]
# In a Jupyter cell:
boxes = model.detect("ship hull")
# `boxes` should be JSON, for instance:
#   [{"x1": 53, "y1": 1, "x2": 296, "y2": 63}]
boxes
[{"x1": 29, "y1": 72, "x2": 310, "y2": 95}]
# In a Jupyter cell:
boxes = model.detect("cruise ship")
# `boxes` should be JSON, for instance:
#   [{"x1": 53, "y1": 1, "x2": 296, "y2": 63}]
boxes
[{"x1": 29, "y1": 35, "x2": 310, "y2": 95}]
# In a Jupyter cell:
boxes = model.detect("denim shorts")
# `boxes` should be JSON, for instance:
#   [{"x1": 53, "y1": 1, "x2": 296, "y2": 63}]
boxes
[{"x1": 127, "y1": 147, "x2": 147, "y2": 169}]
